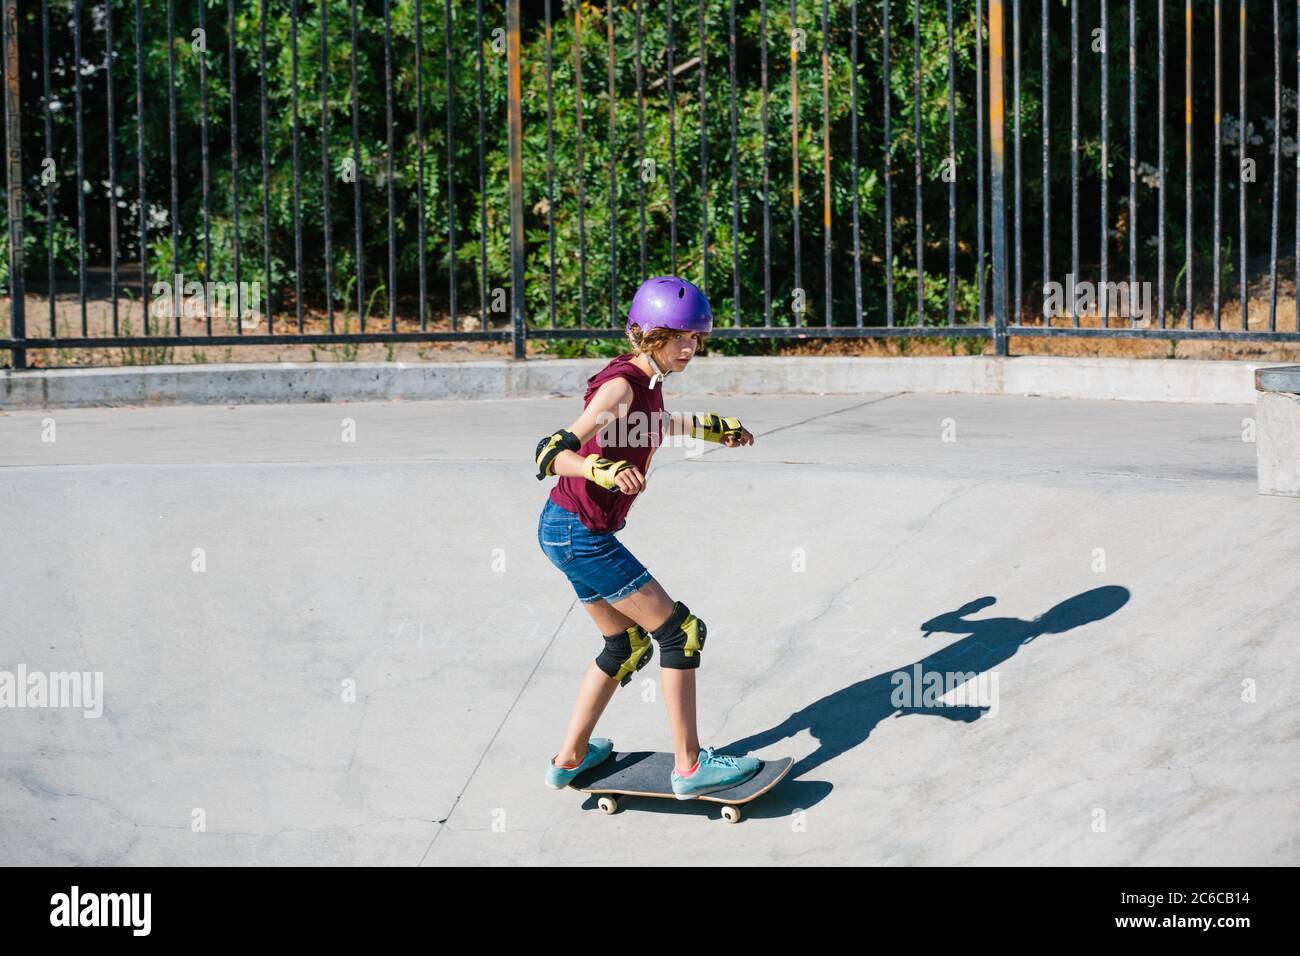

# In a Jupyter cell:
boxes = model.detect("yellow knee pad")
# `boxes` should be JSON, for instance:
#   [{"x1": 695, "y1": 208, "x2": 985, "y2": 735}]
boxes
[
  {"x1": 596, "y1": 624, "x2": 655, "y2": 686},
  {"x1": 649, "y1": 601, "x2": 707, "y2": 669}
]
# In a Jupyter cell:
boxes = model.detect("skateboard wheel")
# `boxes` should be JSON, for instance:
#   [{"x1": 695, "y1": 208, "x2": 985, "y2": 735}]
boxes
[
  {"x1": 598, "y1": 796, "x2": 619, "y2": 815},
  {"x1": 721, "y1": 805, "x2": 742, "y2": 824}
]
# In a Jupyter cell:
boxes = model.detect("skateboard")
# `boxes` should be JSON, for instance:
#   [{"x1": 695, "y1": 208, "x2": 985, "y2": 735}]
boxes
[{"x1": 569, "y1": 750, "x2": 793, "y2": 824}]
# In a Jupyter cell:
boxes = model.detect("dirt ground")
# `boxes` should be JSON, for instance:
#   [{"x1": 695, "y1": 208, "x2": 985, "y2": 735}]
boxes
[{"x1": 4, "y1": 284, "x2": 1299, "y2": 369}]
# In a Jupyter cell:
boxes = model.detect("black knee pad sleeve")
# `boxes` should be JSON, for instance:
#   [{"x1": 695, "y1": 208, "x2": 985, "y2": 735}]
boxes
[
  {"x1": 648, "y1": 601, "x2": 707, "y2": 670},
  {"x1": 595, "y1": 625, "x2": 654, "y2": 686}
]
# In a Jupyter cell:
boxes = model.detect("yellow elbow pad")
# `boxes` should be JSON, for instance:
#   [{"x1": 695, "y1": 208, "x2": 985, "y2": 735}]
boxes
[{"x1": 535, "y1": 429, "x2": 580, "y2": 479}]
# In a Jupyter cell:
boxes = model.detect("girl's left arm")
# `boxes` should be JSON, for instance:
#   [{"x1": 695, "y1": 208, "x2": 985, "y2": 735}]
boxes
[{"x1": 667, "y1": 411, "x2": 755, "y2": 446}]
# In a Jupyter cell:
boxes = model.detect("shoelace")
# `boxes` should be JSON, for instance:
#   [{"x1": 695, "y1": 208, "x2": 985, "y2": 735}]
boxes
[{"x1": 700, "y1": 747, "x2": 740, "y2": 770}]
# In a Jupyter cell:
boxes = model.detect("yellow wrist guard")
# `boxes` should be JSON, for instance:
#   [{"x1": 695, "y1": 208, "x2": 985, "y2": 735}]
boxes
[
  {"x1": 690, "y1": 412, "x2": 743, "y2": 443},
  {"x1": 582, "y1": 454, "x2": 633, "y2": 490}
]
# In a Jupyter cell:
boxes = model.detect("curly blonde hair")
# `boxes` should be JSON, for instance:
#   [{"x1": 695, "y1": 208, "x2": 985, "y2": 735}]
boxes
[{"x1": 626, "y1": 324, "x2": 710, "y2": 359}]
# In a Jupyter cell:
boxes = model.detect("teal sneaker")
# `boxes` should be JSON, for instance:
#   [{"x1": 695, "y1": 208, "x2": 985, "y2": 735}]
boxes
[
  {"x1": 670, "y1": 746, "x2": 760, "y2": 800},
  {"x1": 544, "y1": 738, "x2": 614, "y2": 789}
]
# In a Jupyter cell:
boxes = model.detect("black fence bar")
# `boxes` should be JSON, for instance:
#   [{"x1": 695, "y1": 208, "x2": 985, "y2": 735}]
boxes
[
  {"x1": 1040, "y1": 0, "x2": 1048, "y2": 324},
  {"x1": 912, "y1": 0, "x2": 922, "y2": 325},
  {"x1": 884, "y1": 0, "x2": 894, "y2": 327},
  {"x1": 507, "y1": 0, "x2": 525, "y2": 359},
  {"x1": 730, "y1": 0, "x2": 741, "y2": 326},
  {"x1": 1069, "y1": 0, "x2": 1078, "y2": 326},
  {"x1": 1008, "y1": 0, "x2": 1019, "y2": 325},
  {"x1": 1238, "y1": 0, "x2": 1245, "y2": 330},
  {"x1": 320, "y1": 0, "x2": 334, "y2": 331},
  {"x1": 347, "y1": 0, "x2": 362, "y2": 330},
  {"x1": 575, "y1": 2, "x2": 586, "y2": 326},
  {"x1": 6, "y1": 332, "x2": 512, "y2": 347},
  {"x1": 9, "y1": 323, "x2": 1296, "y2": 348},
  {"x1": 443, "y1": 0, "x2": 455, "y2": 331},
  {"x1": 761, "y1": 0, "x2": 771, "y2": 327},
  {"x1": 259, "y1": 0, "x2": 274, "y2": 331},
  {"x1": 667, "y1": 0, "x2": 677, "y2": 275},
  {"x1": 385, "y1": 0, "x2": 397, "y2": 330},
  {"x1": 948, "y1": 0, "x2": 956, "y2": 327},
  {"x1": 1130, "y1": 0, "x2": 1137, "y2": 328},
  {"x1": 292, "y1": 0, "x2": 304, "y2": 332},
  {"x1": 1159, "y1": 0, "x2": 1166, "y2": 328},
  {"x1": 73, "y1": 0, "x2": 86, "y2": 335},
  {"x1": 165, "y1": 0, "x2": 177, "y2": 333},
  {"x1": 3, "y1": 0, "x2": 1299, "y2": 372},
  {"x1": 415, "y1": 0, "x2": 428, "y2": 330},
  {"x1": 546, "y1": 0, "x2": 557, "y2": 328},
  {"x1": 1011, "y1": 0, "x2": 1019, "y2": 327},
  {"x1": 976, "y1": 0, "x2": 985, "y2": 325},
  {"x1": 3, "y1": 0, "x2": 23, "y2": 369},
  {"x1": 475, "y1": 0, "x2": 487, "y2": 327},
  {"x1": 998, "y1": 327, "x2": 1300, "y2": 341},
  {"x1": 1099, "y1": 0, "x2": 1106, "y2": 326},
  {"x1": 133, "y1": 0, "x2": 146, "y2": 331},
  {"x1": 699, "y1": 0, "x2": 708, "y2": 299},
  {"x1": 105, "y1": 0, "x2": 118, "y2": 334},
  {"x1": 1184, "y1": 0, "x2": 1191, "y2": 329},
  {"x1": 634, "y1": 0, "x2": 646, "y2": 285},
  {"x1": 199, "y1": 8, "x2": 216, "y2": 348},
  {"x1": 851, "y1": 0, "x2": 862, "y2": 327},
  {"x1": 1269, "y1": 0, "x2": 1280, "y2": 331},
  {"x1": 40, "y1": 0, "x2": 52, "y2": 338},
  {"x1": 609, "y1": 0, "x2": 617, "y2": 326},
  {"x1": 789, "y1": 0, "x2": 801, "y2": 326},
  {"x1": 989, "y1": 0, "x2": 1007, "y2": 353},
  {"x1": 820, "y1": 0, "x2": 829, "y2": 327},
  {"x1": 228, "y1": 0, "x2": 243, "y2": 329},
  {"x1": 1213, "y1": 0, "x2": 1220, "y2": 329}
]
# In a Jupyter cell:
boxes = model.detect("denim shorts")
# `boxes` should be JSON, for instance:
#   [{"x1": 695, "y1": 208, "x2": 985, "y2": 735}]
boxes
[{"x1": 537, "y1": 497, "x2": 653, "y2": 605}]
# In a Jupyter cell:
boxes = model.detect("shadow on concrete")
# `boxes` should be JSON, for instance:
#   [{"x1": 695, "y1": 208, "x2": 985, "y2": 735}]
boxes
[{"x1": 722, "y1": 586, "x2": 1132, "y2": 815}]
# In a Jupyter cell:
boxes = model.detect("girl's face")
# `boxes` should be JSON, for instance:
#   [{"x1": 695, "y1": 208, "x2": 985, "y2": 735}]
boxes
[{"x1": 656, "y1": 332, "x2": 702, "y2": 371}]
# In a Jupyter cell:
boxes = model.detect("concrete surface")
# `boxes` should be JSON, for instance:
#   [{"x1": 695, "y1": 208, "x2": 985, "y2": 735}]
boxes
[
  {"x1": 1255, "y1": 366, "x2": 1300, "y2": 496},
  {"x1": 1, "y1": 355, "x2": 1290, "y2": 410},
  {"x1": 1256, "y1": 365, "x2": 1300, "y2": 392},
  {"x1": 0, "y1": 390, "x2": 1297, "y2": 865}
]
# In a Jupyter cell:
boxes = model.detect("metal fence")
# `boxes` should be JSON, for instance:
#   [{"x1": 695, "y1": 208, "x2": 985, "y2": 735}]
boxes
[{"x1": 3, "y1": 0, "x2": 1299, "y2": 370}]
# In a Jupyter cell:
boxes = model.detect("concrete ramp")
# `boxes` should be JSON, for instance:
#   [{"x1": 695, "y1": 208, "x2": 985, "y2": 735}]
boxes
[{"x1": 1, "y1": 392, "x2": 1295, "y2": 864}]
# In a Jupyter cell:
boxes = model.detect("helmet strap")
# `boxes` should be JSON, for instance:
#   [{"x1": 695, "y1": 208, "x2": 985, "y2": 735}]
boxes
[{"x1": 645, "y1": 349, "x2": 672, "y2": 389}]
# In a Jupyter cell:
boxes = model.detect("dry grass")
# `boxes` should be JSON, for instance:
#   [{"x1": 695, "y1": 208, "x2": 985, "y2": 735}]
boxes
[{"x1": 5, "y1": 279, "x2": 1299, "y2": 368}]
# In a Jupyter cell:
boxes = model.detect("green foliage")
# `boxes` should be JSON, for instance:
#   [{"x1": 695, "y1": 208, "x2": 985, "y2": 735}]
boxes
[{"x1": 5, "y1": 0, "x2": 1286, "y2": 346}]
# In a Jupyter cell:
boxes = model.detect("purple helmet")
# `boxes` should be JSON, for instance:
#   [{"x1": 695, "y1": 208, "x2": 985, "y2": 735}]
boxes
[{"x1": 626, "y1": 276, "x2": 713, "y2": 336}]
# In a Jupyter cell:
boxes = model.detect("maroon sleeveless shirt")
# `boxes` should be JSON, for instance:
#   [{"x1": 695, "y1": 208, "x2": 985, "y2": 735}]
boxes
[{"x1": 549, "y1": 353, "x2": 667, "y2": 533}]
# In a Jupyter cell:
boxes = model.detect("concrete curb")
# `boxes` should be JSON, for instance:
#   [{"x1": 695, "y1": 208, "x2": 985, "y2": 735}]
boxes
[
  {"x1": 1, "y1": 356, "x2": 1291, "y2": 410},
  {"x1": 1254, "y1": 364, "x2": 1300, "y2": 497}
]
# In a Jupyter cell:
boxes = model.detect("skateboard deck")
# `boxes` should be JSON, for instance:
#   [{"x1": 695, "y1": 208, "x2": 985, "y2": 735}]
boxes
[{"x1": 569, "y1": 751, "x2": 793, "y2": 823}]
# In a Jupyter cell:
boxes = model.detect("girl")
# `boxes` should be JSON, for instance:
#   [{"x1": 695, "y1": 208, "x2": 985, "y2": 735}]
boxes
[{"x1": 534, "y1": 276, "x2": 760, "y2": 799}]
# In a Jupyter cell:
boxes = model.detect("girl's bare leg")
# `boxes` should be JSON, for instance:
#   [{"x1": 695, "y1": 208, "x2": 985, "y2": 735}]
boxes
[
  {"x1": 611, "y1": 580, "x2": 701, "y2": 773},
  {"x1": 658, "y1": 668, "x2": 700, "y2": 772},
  {"x1": 554, "y1": 580, "x2": 702, "y2": 773},
  {"x1": 551, "y1": 661, "x2": 621, "y2": 767},
  {"x1": 552, "y1": 598, "x2": 635, "y2": 766}
]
